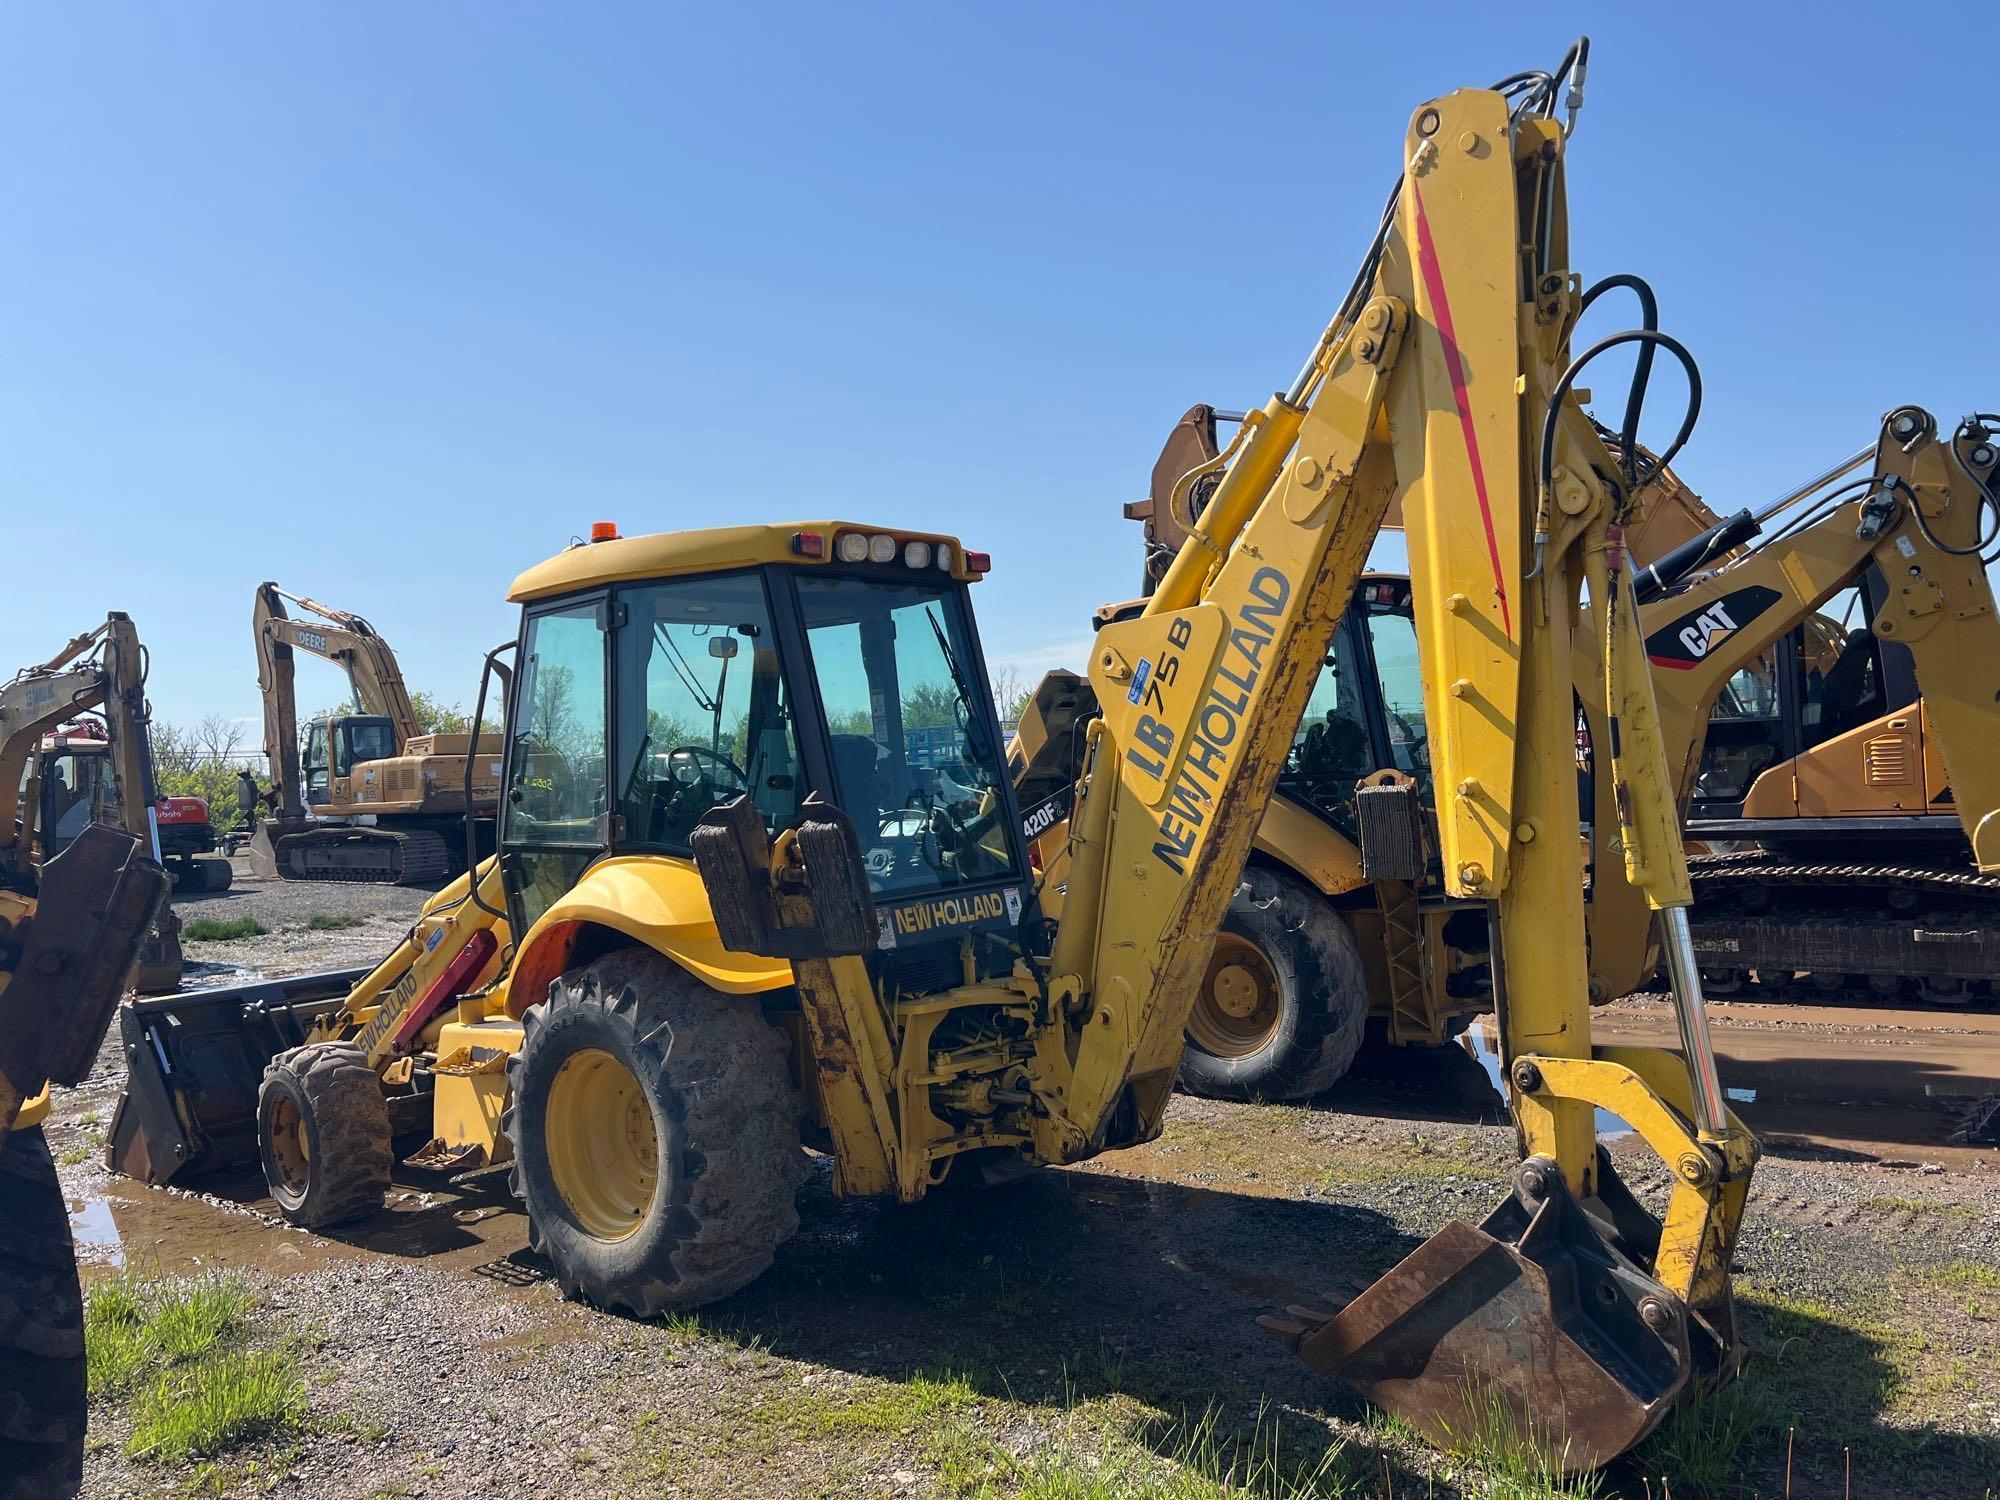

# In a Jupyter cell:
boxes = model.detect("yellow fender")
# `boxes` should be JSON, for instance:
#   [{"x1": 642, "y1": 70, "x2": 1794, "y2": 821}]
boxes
[{"x1": 504, "y1": 854, "x2": 793, "y2": 1017}]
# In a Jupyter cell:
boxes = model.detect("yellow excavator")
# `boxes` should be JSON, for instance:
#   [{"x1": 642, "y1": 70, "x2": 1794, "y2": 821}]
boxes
[
  {"x1": 251, "y1": 583, "x2": 502, "y2": 884},
  {"x1": 2, "y1": 613, "x2": 173, "y2": 1498},
  {"x1": 1015, "y1": 406, "x2": 2000, "y2": 1098},
  {"x1": 115, "y1": 40, "x2": 1865, "y2": 1467}
]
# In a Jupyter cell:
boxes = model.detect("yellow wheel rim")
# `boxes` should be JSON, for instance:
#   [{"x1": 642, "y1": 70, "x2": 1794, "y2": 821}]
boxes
[
  {"x1": 544, "y1": 1048, "x2": 660, "y2": 1242},
  {"x1": 267, "y1": 1095, "x2": 311, "y2": 1197},
  {"x1": 1186, "y1": 932, "x2": 1282, "y2": 1059}
]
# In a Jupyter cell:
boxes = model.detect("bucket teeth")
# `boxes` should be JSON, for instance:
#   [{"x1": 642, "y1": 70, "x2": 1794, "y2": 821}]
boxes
[
  {"x1": 1256, "y1": 1293, "x2": 1350, "y2": 1350},
  {"x1": 1254, "y1": 1314, "x2": 1307, "y2": 1350}
]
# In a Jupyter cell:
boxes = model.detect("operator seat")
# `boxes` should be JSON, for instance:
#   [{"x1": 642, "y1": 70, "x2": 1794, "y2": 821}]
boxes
[{"x1": 828, "y1": 734, "x2": 888, "y2": 843}]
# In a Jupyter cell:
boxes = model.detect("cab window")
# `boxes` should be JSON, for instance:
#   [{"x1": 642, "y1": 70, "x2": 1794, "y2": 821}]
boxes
[
  {"x1": 337, "y1": 720, "x2": 396, "y2": 776},
  {"x1": 303, "y1": 722, "x2": 330, "y2": 805},
  {"x1": 1364, "y1": 607, "x2": 1430, "y2": 795},
  {"x1": 795, "y1": 576, "x2": 1020, "y2": 898},
  {"x1": 612, "y1": 572, "x2": 803, "y2": 851},
  {"x1": 1692, "y1": 650, "x2": 1785, "y2": 805},
  {"x1": 505, "y1": 601, "x2": 609, "y2": 843},
  {"x1": 1280, "y1": 617, "x2": 1373, "y2": 822}
]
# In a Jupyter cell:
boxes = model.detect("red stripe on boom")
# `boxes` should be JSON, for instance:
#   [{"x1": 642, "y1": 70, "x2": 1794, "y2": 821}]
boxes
[{"x1": 1410, "y1": 183, "x2": 1512, "y2": 637}]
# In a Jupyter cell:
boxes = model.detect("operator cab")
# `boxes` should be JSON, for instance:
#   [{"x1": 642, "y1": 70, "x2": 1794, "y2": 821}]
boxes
[
  {"x1": 301, "y1": 714, "x2": 398, "y2": 807},
  {"x1": 500, "y1": 523, "x2": 1033, "y2": 977}
]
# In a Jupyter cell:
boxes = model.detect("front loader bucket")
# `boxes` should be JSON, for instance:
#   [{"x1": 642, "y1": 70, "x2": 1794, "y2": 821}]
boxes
[
  {"x1": 105, "y1": 967, "x2": 363, "y2": 1184},
  {"x1": 1267, "y1": 1157, "x2": 1689, "y2": 1473}
]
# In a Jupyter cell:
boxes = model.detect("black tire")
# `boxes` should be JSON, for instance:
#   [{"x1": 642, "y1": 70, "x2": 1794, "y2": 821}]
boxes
[
  {"x1": 0, "y1": 1127, "x2": 85, "y2": 1500},
  {"x1": 257, "y1": 1042, "x2": 392, "y2": 1228},
  {"x1": 1178, "y1": 864, "x2": 1369, "y2": 1102},
  {"x1": 197, "y1": 859, "x2": 233, "y2": 894},
  {"x1": 505, "y1": 948, "x2": 809, "y2": 1316}
]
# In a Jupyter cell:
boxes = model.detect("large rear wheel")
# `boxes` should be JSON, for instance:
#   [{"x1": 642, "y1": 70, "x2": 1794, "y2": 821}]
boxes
[
  {"x1": 0, "y1": 1127, "x2": 85, "y2": 1500},
  {"x1": 505, "y1": 948, "x2": 809, "y2": 1316},
  {"x1": 1179, "y1": 864, "x2": 1369, "y2": 1101},
  {"x1": 257, "y1": 1042, "x2": 393, "y2": 1228}
]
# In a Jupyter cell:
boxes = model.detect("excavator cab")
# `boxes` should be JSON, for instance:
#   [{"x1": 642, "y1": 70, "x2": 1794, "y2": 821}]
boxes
[{"x1": 300, "y1": 713, "x2": 398, "y2": 807}]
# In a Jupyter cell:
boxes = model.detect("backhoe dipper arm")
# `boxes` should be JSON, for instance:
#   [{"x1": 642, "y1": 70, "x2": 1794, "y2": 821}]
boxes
[
  {"x1": 254, "y1": 582, "x2": 422, "y2": 823},
  {"x1": 1581, "y1": 410, "x2": 2000, "y2": 999},
  {"x1": 1053, "y1": 63, "x2": 1753, "y2": 1467}
]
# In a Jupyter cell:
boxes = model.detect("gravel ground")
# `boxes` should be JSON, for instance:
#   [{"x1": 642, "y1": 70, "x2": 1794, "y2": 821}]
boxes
[
  {"x1": 171, "y1": 858, "x2": 433, "y2": 978},
  {"x1": 43, "y1": 882, "x2": 2000, "y2": 1500}
]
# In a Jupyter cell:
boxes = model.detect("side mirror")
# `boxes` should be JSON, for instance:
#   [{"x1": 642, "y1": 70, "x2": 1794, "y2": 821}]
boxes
[{"x1": 709, "y1": 636, "x2": 740, "y2": 660}]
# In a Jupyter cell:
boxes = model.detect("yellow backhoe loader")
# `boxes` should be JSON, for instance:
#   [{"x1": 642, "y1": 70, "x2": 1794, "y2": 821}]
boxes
[
  {"x1": 1, "y1": 613, "x2": 173, "y2": 1498},
  {"x1": 1016, "y1": 407, "x2": 2000, "y2": 1099},
  {"x1": 251, "y1": 583, "x2": 502, "y2": 884},
  {"x1": 116, "y1": 41, "x2": 1811, "y2": 1467}
]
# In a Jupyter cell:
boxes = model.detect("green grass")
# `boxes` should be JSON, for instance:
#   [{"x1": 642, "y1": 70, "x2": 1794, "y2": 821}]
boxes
[
  {"x1": 305, "y1": 912, "x2": 368, "y2": 931},
  {"x1": 1430, "y1": 1383, "x2": 1605, "y2": 1499},
  {"x1": 127, "y1": 1349, "x2": 305, "y2": 1462},
  {"x1": 1921, "y1": 1260, "x2": 2000, "y2": 1292},
  {"x1": 58, "y1": 1142, "x2": 94, "y2": 1166},
  {"x1": 84, "y1": 1269, "x2": 305, "y2": 1464},
  {"x1": 181, "y1": 916, "x2": 269, "y2": 942},
  {"x1": 1011, "y1": 1405, "x2": 1362, "y2": 1499},
  {"x1": 1638, "y1": 1379, "x2": 1783, "y2": 1498}
]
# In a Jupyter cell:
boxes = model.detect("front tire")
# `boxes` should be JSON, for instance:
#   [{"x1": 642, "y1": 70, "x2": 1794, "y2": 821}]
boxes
[
  {"x1": 257, "y1": 1042, "x2": 393, "y2": 1228},
  {"x1": 505, "y1": 948, "x2": 809, "y2": 1316},
  {"x1": 1178, "y1": 864, "x2": 1369, "y2": 1101},
  {"x1": 0, "y1": 1127, "x2": 85, "y2": 1500}
]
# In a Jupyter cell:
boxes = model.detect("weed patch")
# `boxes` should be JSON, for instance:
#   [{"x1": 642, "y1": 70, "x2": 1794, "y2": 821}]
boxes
[
  {"x1": 182, "y1": 916, "x2": 269, "y2": 942},
  {"x1": 305, "y1": 912, "x2": 368, "y2": 931},
  {"x1": 85, "y1": 1269, "x2": 305, "y2": 1465}
]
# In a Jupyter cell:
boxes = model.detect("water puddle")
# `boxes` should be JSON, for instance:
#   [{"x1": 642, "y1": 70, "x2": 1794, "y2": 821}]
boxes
[
  {"x1": 68, "y1": 1197, "x2": 125, "y2": 1268},
  {"x1": 1456, "y1": 1018, "x2": 1636, "y2": 1139}
]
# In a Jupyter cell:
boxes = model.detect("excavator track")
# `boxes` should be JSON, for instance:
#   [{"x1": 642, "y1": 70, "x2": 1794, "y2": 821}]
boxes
[
  {"x1": 1684, "y1": 849, "x2": 2000, "y2": 1008},
  {"x1": 273, "y1": 827, "x2": 452, "y2": 886}
]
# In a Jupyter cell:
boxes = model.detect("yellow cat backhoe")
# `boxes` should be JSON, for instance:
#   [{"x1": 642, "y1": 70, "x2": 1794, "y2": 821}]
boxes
[
  {"x1": 250, "y1": 583, "x2": 501, "y2": 884},
  {"x1": 1, "y1": 613, "x2": 173, "y2": 1498},
  {"x1": 117, "y1": 41, "x2": 1795, "y2": 1468}
]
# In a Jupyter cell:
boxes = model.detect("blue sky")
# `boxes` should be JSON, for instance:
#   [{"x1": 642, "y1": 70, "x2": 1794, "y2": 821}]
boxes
[{"x1": 3, "y1": 5, "x2": 1992, "y2": 748}]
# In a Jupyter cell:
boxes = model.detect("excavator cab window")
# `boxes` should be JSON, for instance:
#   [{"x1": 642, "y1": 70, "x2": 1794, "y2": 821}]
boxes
[
  {"x1": 612, "y1": 572, "x2": 803, "y2": 852},
  {"x1": 334, "y1": 718, "x2": 396, "y2": 777},
  {"x1": 1693, "y1": 649, "x2": 1788, "y2": 806},
  {"x1": 302, "y1": 721, "x2": 331, "y2": 806},
  {"x1": 794, "y1": 576, "x2": 1021, "y2": 898},
  {"x1": 1798, "y1": 586, "x2": 1886, "y2": 748}
]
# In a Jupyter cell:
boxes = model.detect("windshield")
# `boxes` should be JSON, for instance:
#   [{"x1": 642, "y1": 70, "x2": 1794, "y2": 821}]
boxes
[
  {"x1": 613, "y1": 572, "x2": 803, "y2": 850},
  {"x1": 794, "y1": 576, "x2": 1019, "y2": 897},
  {"x1": 339, "y1": 719, "x2": 397, "y2": 775}
]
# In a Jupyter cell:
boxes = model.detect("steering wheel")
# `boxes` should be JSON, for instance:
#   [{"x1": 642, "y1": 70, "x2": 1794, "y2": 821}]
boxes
[{"x1": 664, "y1": 745, "x2": 750, "y2": 795}]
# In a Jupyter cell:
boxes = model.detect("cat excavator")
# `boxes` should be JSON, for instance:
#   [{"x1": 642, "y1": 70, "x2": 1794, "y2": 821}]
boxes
[
  {"x1": 250, "y1": 583, "x2": 502, "y2": 884},
  {"x1": 1, "y1": 613, "x2": 173, "y2": 1498},
  {"x1": 115, "y1": 41, "x2": 1785, "y2": 1468}
]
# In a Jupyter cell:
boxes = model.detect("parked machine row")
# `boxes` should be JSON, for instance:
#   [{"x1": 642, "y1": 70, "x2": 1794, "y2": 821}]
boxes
[{"x1": 14, "y1": 35, "x2": 1998, "y2": 1486}]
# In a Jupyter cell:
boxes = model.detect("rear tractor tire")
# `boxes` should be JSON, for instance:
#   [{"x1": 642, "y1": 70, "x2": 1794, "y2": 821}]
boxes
[
  {"x1": 505, "y1": 948, "x2": 810, "y2": 1317},
  {"x1": 0, "y1": 1127, "x2": 85, "y2": 1500},
  {"x1": 1178, "y1": 864, "x2": 1369, "y2": 1102},
  {"x1": 257, "y1": 1042, "x2": 393, "y2": 1228}
]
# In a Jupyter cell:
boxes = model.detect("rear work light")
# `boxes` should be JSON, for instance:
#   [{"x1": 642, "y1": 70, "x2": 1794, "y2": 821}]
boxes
[
  {"x1": 868, "y1": 533, "x2": 897, "y2": 564},
  {"x1": 791, "y1": 531, "x2": 825, "y2": 557},
  {"x1": 903, "y1": 540, "x2": 932, "y2": 568},
  {"x1": 836, "y1": 532, "x2": 869, "y2": 563}
]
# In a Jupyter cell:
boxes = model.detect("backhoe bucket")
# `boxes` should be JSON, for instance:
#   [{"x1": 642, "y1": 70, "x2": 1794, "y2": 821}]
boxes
[
  {"x1": 1267, "y1": 1157, "x2": 1689, "y2": 1473},
  {"x1": 105, "y1": 967, "x2": 363, "y2": 1184}
]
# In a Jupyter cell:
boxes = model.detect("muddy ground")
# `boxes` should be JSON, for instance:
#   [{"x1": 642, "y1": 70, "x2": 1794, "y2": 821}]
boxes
[{"x1": 47, "y1": 861, "x2": 2000, "y2": 1498}]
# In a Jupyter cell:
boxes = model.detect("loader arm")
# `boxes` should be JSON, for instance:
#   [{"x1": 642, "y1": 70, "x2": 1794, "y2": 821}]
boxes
[
  {"x1": 254, "y1": 582, "x2": 422, "y2": 822},
  {"x1": 1581, "y1": 412, "x2": 2000, "y2": 999}
]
